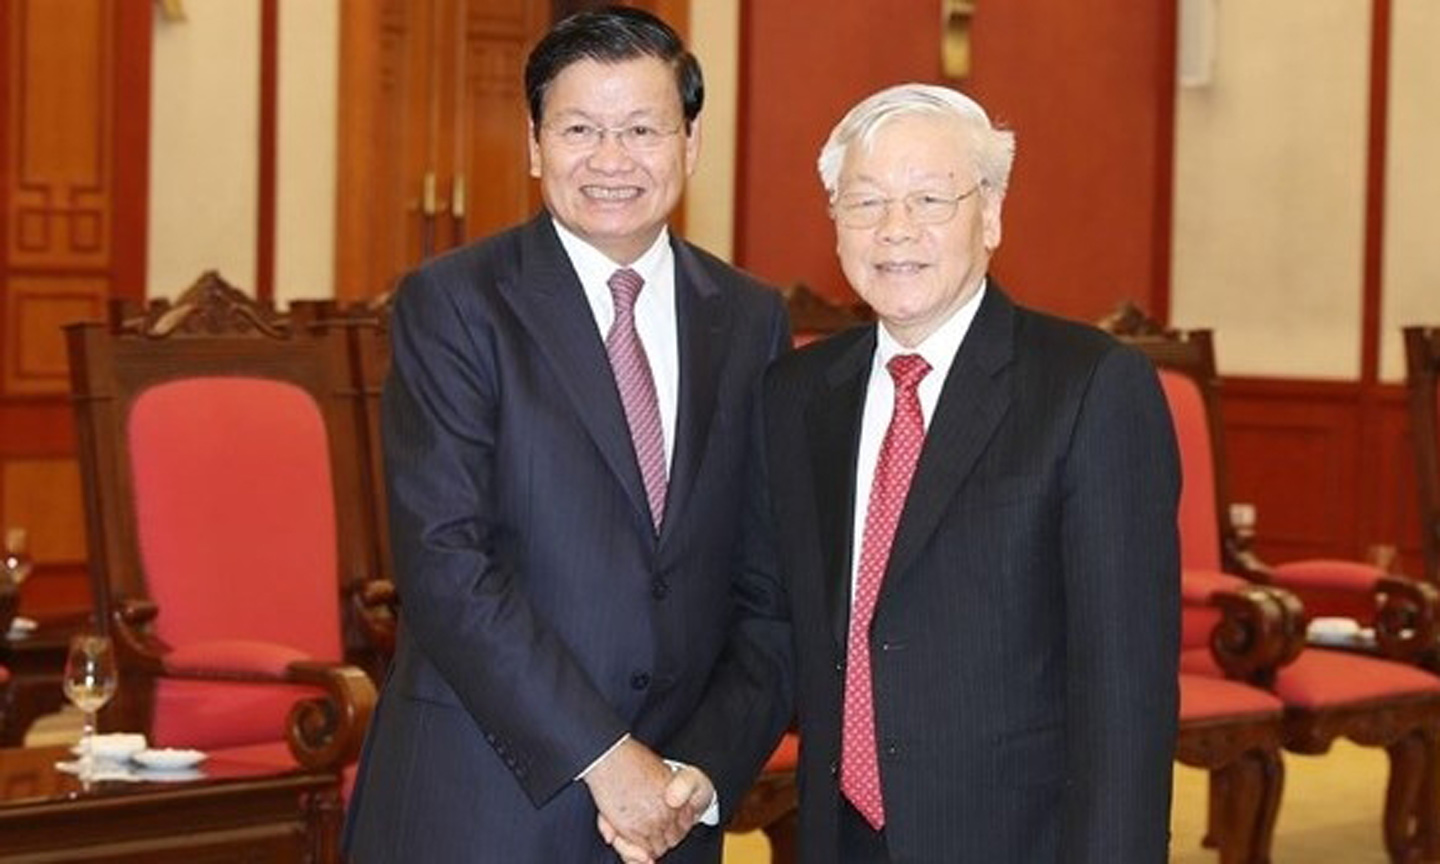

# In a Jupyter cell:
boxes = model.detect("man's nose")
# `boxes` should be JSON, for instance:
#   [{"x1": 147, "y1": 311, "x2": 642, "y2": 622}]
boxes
[
  {"x1": 876, "y1": 200, "x2": 919, "y2": 241},
  {"x1": 587, "y1": 130, "x2": 633, "y2": 170}
]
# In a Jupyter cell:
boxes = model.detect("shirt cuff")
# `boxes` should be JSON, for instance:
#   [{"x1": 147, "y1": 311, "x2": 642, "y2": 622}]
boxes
[{"x1": 663, "y1": 758, "x2": 720, "y2": 826}]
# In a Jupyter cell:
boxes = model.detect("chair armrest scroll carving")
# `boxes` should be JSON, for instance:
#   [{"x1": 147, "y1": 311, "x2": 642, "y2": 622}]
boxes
[
  {"x1": 1375, "y1": 575, "x2": 1440, "y2": 663},
  {"x1": 351, "y1": 578, "x2": 397, "y2": 658},
  {"x1": 284, "y1": 661, "x2": 377, "y2": 771},
  {"x1": 1210, "y1": 585, "x2": 1305, "y2": 686},
  {"x1": 110, "y1": 599, "x2": 167, "y2": 675}
]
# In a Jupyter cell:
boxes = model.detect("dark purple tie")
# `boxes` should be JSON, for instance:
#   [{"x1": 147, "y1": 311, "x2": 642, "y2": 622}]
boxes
[
  {"x1": 606, "y1": 268, "x2": 667, "y2": 532},
  {"x1": 841, "y1": 353, "x2": 931, "y2": 829}
]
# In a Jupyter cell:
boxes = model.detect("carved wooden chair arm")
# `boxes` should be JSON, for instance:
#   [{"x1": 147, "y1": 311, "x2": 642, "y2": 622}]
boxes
[
  {"x1": 109, "y1": 599, "x2": 167, "y2": 675},
  {"x1": 1375, "y1": 575, "x2": 1440, "y2": 662},
  {"x1": 1209, "y1": 584, "x2": 1306, "y2": 687},
  {"x1": 284, "y1": 661, "x2": 378, "y2": 771},
  {"x1": 350, "y1": 578, "x2": 398, "y2": 658}
]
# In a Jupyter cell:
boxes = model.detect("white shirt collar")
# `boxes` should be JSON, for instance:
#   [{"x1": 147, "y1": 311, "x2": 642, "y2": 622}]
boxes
[
  {"x1": 551, "y1": 218, "x2": 671, "y2": 290},
  {"x1": 873, "y1": 280, "x2": 988, "y2": 384}
]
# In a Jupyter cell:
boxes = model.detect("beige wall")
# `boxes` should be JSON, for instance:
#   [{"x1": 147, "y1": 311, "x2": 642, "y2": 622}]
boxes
[
  {"x1": 275, "y1": 0, "x2": 340, "y2": 304},
  {"x1": 1382, "y1": 0, "x2": 1440, "y2": 381},
  {"x1": 684, "y1": 0, "x2": 740, "y2": 262},
  {"x1": 148, "y1": 0, "x2": 261, "y2": 299},
  {"x1": 147, "y1": 0, "x2": 339, "y2": 302},
  {"x1": 1171, "y1": 0, "x2": 1371, "y2": 380}
]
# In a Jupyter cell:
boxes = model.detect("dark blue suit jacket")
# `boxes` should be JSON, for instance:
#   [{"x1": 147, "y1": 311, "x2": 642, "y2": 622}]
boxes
[
  {"x1": 345, "y1": 214, "x2": 792, "y2": 862},
  {"x1": 760, "y1": 287, "x2": 1181, "y2": 862}
]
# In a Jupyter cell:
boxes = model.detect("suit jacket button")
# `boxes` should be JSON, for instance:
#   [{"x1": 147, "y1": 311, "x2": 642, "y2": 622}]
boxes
[
  {"x1": 828, "y1": 761, "x2": 838, "y2": 777},
  {"x1": 835, "y1": 659, "x2": 845, "y2": 673},
  {"x1": 651, "y1": 578, "x2": 669, "y2": 600},
  {"x1": 630, "y1": 671, "x2": 651, "y2": 690}
]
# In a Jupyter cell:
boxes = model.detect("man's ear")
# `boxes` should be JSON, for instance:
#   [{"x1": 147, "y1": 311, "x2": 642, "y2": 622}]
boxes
[
  {"x1": 683, "y1": 116, "x2": 702, "y2": 177},
  {"x1": 981, "y1": 188, "x2": 1004, "y2": 252},
  {"x1": 528, "y1": 119, "x2": 542, "y2": 179}
]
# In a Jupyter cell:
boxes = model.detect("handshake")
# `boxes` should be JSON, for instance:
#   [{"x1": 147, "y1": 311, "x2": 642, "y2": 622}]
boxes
[{"x1": 584, "y1": 737, "x2": 717, "y2": 863}]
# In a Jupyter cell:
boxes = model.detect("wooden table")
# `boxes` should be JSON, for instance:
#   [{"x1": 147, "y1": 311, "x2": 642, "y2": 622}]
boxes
[{"x1": 0, "y1": 745, "x2": 342, "y2": 862}]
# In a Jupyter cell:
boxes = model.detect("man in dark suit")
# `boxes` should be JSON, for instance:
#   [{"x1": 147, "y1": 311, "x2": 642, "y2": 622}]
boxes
[
  {"x1": 343, "y1": 8, "x2": 791, "y2": 862},
  {"x1": 751, "y1": 84, "x2": 1181, "y2": 862}
]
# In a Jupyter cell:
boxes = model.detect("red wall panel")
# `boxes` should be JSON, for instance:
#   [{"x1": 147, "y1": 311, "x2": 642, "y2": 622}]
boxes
[{"x1": 736, "y1": 1, "x2": 1176, "y2": 324}]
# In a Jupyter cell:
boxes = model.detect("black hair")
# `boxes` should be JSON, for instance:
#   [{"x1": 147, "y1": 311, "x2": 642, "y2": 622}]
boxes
[{"x1": 525, "y1": 6, "x2": 704, "y2": 133}]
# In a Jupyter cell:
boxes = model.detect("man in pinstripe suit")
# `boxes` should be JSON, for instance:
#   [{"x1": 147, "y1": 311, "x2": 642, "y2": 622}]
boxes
[{"x1": 748, "y1": 84, "x2": 1181, "y2": 862}]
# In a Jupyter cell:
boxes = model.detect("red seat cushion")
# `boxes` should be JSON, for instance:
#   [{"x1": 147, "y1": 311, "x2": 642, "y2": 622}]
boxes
[
  {"x1": 164, "y1": 640, "x2": 312, "y2": 678},
  {"x1": 1270, "y1": 559, "x2": 1380, "y2": 622},
  {"x1": 208, "y1": 741, "x2": 355, "y2": 801},
  {"x1": 1179, "y1": 673, "x2": 1283, "y2": 722},
  {"x1": 762, "y1": 732, "x2": 799, "y2": 773},
  {"x1": 152, "y1": 679, "x2": 327, "y2": 751},
  {"x1": 1271, "y1": 649, "x2": 1440, "y2": 709},
  {"x1": 1181, "y1": 647, "x2": 1440, "y2": 709}
]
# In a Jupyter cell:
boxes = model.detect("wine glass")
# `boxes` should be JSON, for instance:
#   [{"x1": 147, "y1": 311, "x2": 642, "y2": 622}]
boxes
[{"x1": 63, "y1": 633, "x2": 119, "y2": 781}]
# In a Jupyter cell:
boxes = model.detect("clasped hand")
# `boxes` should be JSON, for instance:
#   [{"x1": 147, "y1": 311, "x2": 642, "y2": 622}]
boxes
[{"x1": 584, "y1": 738, "x2": 715, "y2": 863}]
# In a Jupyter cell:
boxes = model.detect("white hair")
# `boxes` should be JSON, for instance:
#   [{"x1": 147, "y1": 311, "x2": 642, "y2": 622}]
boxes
[{"x1": 816, "y1": 83, "x2": 1016, "y2": 197}]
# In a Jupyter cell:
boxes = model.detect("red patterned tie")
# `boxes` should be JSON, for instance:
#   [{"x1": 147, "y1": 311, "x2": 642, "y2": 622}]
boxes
[
  {"x1": 606, "y1": 268, "x2": 667, "y2": 533},
  {"x1": 841, "y1": 353, "x2": 931, "y2": 829}
]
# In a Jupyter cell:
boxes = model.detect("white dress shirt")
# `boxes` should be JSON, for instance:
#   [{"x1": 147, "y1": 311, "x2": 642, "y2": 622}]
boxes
[
  {"x1": 849, "y1": 282, "x2": 988, "y2": 600},
  {"x1": 553, "y1": 219, "x2": 678, "y2": 470},
  {"x1": 552, "y1": 220, "x2": 718, "y2": 824}
]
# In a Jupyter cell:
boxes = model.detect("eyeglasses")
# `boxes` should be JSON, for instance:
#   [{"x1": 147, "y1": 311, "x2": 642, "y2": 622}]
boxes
[
  {"x1": 543, "y1": 121, "x2": 683, "y2": 152},
  {"x1": 830, "y1": 183, "x2": 984, "y2": 229}
]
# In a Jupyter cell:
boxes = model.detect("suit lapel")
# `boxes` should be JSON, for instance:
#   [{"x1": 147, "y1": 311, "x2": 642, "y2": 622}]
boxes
[
  {"x1": 882, "y1": 288, "x2": 1016, "y2": 591},
  {"x1": 497, "y1": 215, "x2": 652, "y2": 532},
  {"x1": 806, "y1": 329, "x2": 875, "y2": 649},
  {"x1": 660, "y1": 241, "x2": 729, "y2": 546}
]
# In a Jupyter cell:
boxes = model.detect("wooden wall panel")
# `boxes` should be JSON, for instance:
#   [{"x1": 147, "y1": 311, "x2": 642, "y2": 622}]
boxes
[
  {"x1": 736, "y1": 0, "x2": 1175, "y2": 323},
  {"x1": 1220, "y1": 379, "x2": 1424, "y2": 577},
  {"x1": 1222, "y1": 380, "x2": 1363, "y2": 563},
  {"x1": 3, "y1": 276, "x2": 106, "y2": 394},
  {"x1": 0, "y1": 0, "x2": 150, "y2": 617},
  {"x1": 5, "y1": 0, "x2": 113, "y2": 271}
]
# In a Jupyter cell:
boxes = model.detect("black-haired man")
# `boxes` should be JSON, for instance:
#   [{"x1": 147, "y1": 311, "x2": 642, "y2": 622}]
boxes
[{"x1": 344, "y1": 7, "x2": 791, "y2": 862}]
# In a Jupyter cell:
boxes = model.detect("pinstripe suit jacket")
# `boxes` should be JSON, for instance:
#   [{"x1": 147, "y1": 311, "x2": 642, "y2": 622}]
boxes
[
  {"x1": 762, "y1": 286, "x2": 1180, "y2": 863},
  {"x1": 344, "y1": 213, "x2": 791, "y2": 862}
]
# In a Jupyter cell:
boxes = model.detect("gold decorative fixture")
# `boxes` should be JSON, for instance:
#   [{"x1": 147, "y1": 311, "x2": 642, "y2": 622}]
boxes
[
  {"x1": 942, "y1": 0, "x2": 976, "y2": 79},
  {"x1": 157, "y1": 0, "x2": 186, "y2": 24}
]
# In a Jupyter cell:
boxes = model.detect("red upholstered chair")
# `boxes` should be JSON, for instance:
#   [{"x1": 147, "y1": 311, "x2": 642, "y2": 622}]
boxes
[
  {"x1": 65, "y1": 273, "x2": 379, "y2": 780},
  {"x1": 1177, "y1": 575, "x2": 1298, "y2": 864},
  {"x1": 1103, "y1": 304, "x2": 1440, "y2": 862},
  {"x1": 1406, "y1": 326, "x2": 1440, "y2": 587}
]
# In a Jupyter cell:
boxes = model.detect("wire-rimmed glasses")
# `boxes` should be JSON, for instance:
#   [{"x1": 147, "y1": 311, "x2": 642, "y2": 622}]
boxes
[{"x1": 830, "y1": 183, "x2": 984, "y2": 229}]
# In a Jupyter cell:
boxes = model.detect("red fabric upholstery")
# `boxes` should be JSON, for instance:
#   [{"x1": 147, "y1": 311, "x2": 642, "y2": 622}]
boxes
[
  {"x1": 127, "y1": 378, "x2": 342, "y2": 658},
  {"x1": 1269, "y1": 560, "x2": 1380, "y2": 622},
  {"x1": 1271, "y1": 650, "x2": 1440, "y2": 709},
  {"x1": 1179, "y1": 673, "x2": 1283, "y2": 722},
  {"x1": 1180, "y1": 569, "x2": 1249, "y2": 650},
  {"x1": 163, "y1": 639, "x2": 312, "y2": 678},
  {"x1": 763, "y1": 731, "x2": 800, "y2": 772},
  {"x1": 1159, "y1": 371, "x2": 1222, "y2": 572},
  {"x1": 128, "y1": 377, "x2": 343, "y2": 749},
  {"x1": 1181, "y1": 646, "x2": 1440, "y2": 709},
  {"x1": 209, "y1": 740, "x2": 356, "y2": 800},
  {"x1": 152, "y1": 679, "x2": 326, "y2": 750}
]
